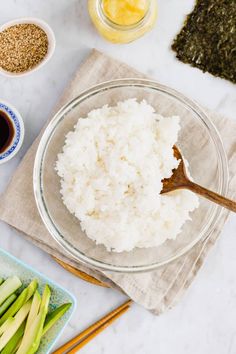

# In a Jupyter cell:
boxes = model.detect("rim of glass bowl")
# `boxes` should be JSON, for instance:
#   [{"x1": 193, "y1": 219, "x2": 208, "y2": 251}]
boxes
[{"x1": 33, "y1": 79, "x2": 229, "y2": 273}]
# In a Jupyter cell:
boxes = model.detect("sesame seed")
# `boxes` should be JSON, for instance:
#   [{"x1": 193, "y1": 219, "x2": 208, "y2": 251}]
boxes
[{"x1": 0, "y1": 24, "x2": 49, "y2": 73}]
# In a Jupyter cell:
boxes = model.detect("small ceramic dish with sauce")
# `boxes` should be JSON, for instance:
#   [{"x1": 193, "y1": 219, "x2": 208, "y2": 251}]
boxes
[
  {"x1": 0, "y1": 17, "x2": 56, "y2": 77},
  {"x1": 0, "y1": 100, "x2": 24, "y2": 164}
]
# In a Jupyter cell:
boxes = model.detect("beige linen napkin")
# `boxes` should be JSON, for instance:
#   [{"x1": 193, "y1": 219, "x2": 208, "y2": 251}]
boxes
[{"x1": 0, "y1": 50, "x2": 236, "y2": 315}]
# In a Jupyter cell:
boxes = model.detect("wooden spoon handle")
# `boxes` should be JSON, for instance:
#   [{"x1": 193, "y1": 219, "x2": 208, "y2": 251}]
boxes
[{"x1": 187, "y1": 181, "x2": 236, "y2": 213}]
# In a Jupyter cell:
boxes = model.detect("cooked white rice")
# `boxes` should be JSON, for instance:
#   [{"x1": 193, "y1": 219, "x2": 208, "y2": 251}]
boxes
[{"x1": 56, "y1": 99, "x2": 199, "y2": 252}]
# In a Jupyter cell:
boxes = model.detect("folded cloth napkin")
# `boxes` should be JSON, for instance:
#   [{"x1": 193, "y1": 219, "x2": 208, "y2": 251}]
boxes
[{"x1": 0, "y1": 49, "x2": 236, "y2": 315}]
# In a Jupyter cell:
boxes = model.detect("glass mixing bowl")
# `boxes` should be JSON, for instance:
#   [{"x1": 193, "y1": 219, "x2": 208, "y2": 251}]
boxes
[{"x1": 33, "y1": 79, "x2": 228, "y2": 273}]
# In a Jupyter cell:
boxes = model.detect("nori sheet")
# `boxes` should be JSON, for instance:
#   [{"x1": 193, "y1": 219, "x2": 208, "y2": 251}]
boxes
[{"x1": 172, "y1": 0, "x2": 236, "y2": 84}]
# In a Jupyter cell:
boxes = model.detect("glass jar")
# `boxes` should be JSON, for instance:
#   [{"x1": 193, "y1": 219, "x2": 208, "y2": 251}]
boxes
[{"x1": 88, "y1": 0, "x2": 158, "y2": 44}]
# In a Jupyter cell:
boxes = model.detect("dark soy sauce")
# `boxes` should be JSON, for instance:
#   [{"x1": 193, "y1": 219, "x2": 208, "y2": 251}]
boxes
[{"x1": 0, "y1": 111, "x2": 14, "y2": 153}]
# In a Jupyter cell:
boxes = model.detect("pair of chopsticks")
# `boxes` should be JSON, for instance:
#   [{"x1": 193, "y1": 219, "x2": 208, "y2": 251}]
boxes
[{"x1": 53, "y1": 299, "x2": 132, "y2": 354}]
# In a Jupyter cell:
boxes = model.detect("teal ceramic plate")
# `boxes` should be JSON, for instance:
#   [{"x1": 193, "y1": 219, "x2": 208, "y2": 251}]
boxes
[{"x1": 0, "y1": 247, "x2": 76, "y2": 353}]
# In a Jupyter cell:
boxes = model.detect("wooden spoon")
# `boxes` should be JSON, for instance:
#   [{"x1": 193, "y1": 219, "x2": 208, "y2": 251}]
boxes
[{"x1": 161, "y1": 146, "x2": 236, "y2": 213}]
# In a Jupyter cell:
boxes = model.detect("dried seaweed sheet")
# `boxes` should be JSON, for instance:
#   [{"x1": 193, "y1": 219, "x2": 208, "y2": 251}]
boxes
[{"x1": 172, "y1": 0, "x2": 236, "y2": 84}]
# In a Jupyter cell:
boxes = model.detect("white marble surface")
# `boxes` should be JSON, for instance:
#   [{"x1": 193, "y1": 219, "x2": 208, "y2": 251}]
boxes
[{"x1": 1, "y1": 1, "x2": 236, "y2": 353}]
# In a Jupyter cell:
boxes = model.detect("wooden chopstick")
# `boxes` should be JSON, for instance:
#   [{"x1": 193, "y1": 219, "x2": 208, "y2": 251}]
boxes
[
  {"x1": 67, "y1": 307, "x2": 129, "y2": 353},
  {"x1": 53, "y1": 299, "x2": 132, "y2": 354}
]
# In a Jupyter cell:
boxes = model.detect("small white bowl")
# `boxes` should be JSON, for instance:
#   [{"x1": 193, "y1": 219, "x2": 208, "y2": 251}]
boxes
[
  {"x1": 0, "y1": 100, "x2": 24, "y2": 164},
  {"x1": 0, "y1": 17, "x2": 56, "y2": 77}
]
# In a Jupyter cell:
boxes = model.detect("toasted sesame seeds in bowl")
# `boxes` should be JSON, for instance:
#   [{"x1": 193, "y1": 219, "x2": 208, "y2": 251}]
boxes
[{"x1": 0, "y1": 17, "x2": 56, "y2": 78}]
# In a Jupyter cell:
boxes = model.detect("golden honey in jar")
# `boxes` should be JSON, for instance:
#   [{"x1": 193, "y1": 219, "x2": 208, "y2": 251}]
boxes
[{"x1": 88, "y1": 0, "x2": 158, "y2": 43}]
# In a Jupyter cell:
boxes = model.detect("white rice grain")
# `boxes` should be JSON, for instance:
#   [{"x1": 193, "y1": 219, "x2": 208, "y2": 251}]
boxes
[{"x1": 56, "y1": 99, "x2": 199, "y2": 252}]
